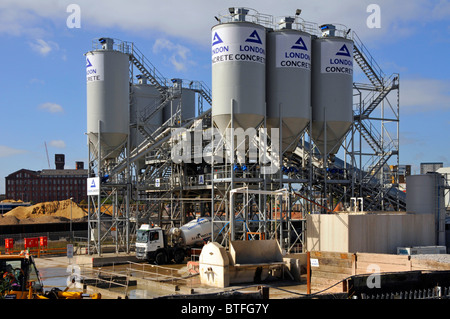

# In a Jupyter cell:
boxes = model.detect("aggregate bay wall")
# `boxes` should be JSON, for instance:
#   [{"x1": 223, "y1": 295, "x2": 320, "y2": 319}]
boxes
[
  {"x1": 306, "y1": 213, "x2": 435, "y2": 254},
  {"x1": 307, "y1": 251, "x2": 450, "y2": 294}
]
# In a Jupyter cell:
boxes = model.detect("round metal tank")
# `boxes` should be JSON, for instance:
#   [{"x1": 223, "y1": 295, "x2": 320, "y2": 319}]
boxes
[
  {"x1": 86, "y1": 38, "x2": 129, "y2": 159},
  {"x1": 311, "y1": 26, "x2": 353, "y2": 156},
  {"x1": 266, "y1": 19, "x2": 311, "y2": 153},
  {"x1": 163, "y1": 79, "x2": 196, "y2": 124},
  {"x1": 406, "y1": 174, "x2": 444, "y2": 215},
  {"x1": 406, "y1": 173, "x2": 446, "y2": 245},
  {"x1": 130, "y1": 75, "x2": 162, "y2": 154},
  {"x1": 179, "y1": 217, "x2": 213, "y2": 246},
  {"x1": 211, "y1": 19, "x2": 266, "y2": 134}
]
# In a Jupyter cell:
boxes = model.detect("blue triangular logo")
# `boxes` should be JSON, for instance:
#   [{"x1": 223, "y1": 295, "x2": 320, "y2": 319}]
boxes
[
  {"x1": 291, "y1": 36, "x2": 308, "y2": 50},
  {"x1": 336, "y1": 44, "x2": 351, "y2": 57},
  {"x1": 86, "y1": 58, "x2": 92, "y2": 68},
  {"x1": 212, "y1": 32, "x2": 223, "y2": 46},
  {"x1": 245, "y1": 30, "x2": 262, "y2": 44},
  {"x1": 90, "y1": 179, "x2": 96, "y2": 188}
]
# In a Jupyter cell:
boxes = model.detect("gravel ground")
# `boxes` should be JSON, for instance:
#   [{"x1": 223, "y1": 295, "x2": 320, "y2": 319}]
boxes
[{"x1": 411, "y1": 254, "x2": 450, "y2": 263}]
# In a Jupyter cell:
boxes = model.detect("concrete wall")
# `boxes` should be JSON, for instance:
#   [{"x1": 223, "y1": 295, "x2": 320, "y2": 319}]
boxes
[
  {"x1": 229, "y1": 240, "x2": 283, "y2": 265},
  {"x1": 306, "y1": 214, "x2": 350, "y2": 252},
  {"x1": 306, "y1": 212, "x2": 435, "y2": 254}
]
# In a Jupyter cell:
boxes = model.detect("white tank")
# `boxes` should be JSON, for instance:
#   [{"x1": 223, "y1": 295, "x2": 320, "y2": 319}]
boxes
[
  {"x1": 266, "y1": 17, "x2": 311, "y2": 153},
  {"x1": 130, "y1": 75, "x2": 163, "y2": 151},
  {"x1": 86, "y1": 38, "x2": 129, "y2": 159},
  {"x1": 178, "y1": 217, "x2": 213, "y2": 246},
  {"x1": 311, "y1": 25, "x2": 353, "y2": 156},
  {"x1": 211, "y1": 8, "x2": 266, "y2": 134},
  {"x1": 406, "y1": 174, "x2": 446, "y2": 245},
  {"x1": 163, "y1": 79, "x2": 196, "y2": 124},
  {"x1": 406, "y1": 174, "x2": 445, "y2": 215}
]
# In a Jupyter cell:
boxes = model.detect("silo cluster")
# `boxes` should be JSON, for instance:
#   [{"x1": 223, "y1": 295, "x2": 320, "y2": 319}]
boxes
[
  {"x1": 86, "y1": 38, "x2": 197, "y2": 162},
  {"x1": 211, "y1": 8, "x2": 354, "y2": 158}
]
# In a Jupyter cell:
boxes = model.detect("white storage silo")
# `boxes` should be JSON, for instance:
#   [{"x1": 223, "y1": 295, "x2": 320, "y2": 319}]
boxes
[
  {"x1": 311, "y1": 25, "x2": 353, "y2": 156},
  {"x1": 211, "y1": 8, "x2": 266, "y2": 134},
  {"x1": 130, "y1": 75, "x2": 163, "y2": 151},
  {"x1": 86, "y1": 38, "x2": 130, "y2": 159},
  {"x1": 266, "y1": 17, "x2": 311, "y2": 153},
  {"x1": 406, "y1": 174, "x2": 446, "y2": 246},
  {"x1": 163, "y1": 79, "x2": 196, "y2": 125}
]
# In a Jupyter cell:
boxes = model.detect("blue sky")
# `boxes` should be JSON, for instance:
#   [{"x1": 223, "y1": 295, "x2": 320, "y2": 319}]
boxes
[{"x1": 1, "y1": 0, "x2": 450, "y2": 194}]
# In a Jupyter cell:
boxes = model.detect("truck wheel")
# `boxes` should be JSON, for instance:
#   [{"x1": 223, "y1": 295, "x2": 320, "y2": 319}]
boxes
[
  {"x1": 155, "y1": 251, "x2": 167, "y2": 265},
  {"x1": 174, "y1": 249, "x2": 185, "y2": 264}
]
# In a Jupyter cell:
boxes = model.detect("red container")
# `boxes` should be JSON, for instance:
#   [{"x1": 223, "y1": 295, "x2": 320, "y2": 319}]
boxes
[
  {"x1": 39, "y1": 236, "x2": 48, "y2": 247},
  {"x1": 5, "y1": 238, "x2": 14, "y2": 249},
  {"x1": 24, "y1": 237, "x2": 39, "y2": 248}
]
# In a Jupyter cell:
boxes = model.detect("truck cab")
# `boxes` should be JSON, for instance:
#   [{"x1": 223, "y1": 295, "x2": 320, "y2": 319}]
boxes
[
  {"x1": 135, "y1": 223, "x2": 188, "y2": 264},
  {"x1": 136, "y1": 224, "x2": 167, "y2": 263}
]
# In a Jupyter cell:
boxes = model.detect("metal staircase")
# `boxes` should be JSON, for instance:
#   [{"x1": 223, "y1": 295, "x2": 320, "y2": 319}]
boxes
[
  {"x1": 352, "y1": 32, "x2": 384, "y2": 88},
  {"x1": 354, "y1": 119, "x2": 383, "y2": 152},
  {"x1": 127, "y1": 41, "x2": 212, "y2": 163},
  {"x1": 278, "y1": 31, "x2": 403, "y2": 212},
  {"x1": 362, "y1": 148, "x2": 395, "y2": 184},
  {"x1": 361, "y1": 75, "x2": 399, "y2": 118},
  {"x1": 129, "y1": 44, "x2": 168, "y2": 95}
]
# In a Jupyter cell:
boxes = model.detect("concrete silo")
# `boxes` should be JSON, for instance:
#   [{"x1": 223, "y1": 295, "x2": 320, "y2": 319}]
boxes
[
  {"x1": 163, "y1": 79, "x2": 196, "y2": 125},
  {"x1": 211, "y1": 8, "x2": 267, "y2": 134},
  {"x1": 130, "y1": 75, "x2": 163, "y2": 151},
  {"x1": 266, "y1": 16, "x2": 312, "y2": 153},
  {"x1": 86, "y1": 37, "x2": 130, "y2": 159},
  {"x1": 311, "y1": 25, "x2": 353, "y2": 156}
]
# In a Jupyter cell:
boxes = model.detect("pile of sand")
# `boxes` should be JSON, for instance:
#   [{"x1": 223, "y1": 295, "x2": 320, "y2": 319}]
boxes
[
  {"x1": 0, "y1": 200, "x2": 87, "y2": 225},
  {"x1": 1, "y1": 199, "x2": 25, "y2": 203}
]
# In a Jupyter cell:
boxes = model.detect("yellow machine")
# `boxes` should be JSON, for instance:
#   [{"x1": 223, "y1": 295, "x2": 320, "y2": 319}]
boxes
[{"x1": 0, "y1": 252, "x2": 101, "y2": 299}]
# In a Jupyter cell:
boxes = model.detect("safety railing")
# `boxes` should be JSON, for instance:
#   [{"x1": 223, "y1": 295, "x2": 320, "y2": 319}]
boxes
[{"x1": 126, "y1": 261, "x2": 197, "y2": 288}]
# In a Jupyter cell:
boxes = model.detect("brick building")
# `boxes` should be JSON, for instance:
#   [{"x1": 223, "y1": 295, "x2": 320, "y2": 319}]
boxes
[{"x1": 5, "y1": 154, "x2": 88, "y2": 204}]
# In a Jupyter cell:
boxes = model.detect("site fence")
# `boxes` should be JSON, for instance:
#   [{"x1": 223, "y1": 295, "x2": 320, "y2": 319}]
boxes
[{"x1": 0, "y1": 231, "x2": 87, "y2": 256}]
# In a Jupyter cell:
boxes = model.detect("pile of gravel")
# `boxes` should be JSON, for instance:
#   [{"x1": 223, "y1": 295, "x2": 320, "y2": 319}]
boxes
[{"x1": 410, "y1": 254, "x2": 450, "y2": 264}]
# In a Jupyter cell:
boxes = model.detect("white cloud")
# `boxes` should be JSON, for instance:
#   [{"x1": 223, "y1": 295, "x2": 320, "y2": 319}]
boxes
[
  {"x1": 78, "y1": 0, "x2": 448, "y2": 44},
  {"x1": 0, "y1": 0, "x2": 67, "y2": 38},
  {"x1": 29, "y1": 38, "x2": 59, "y2": 56},
  {"x1": 1, "y1": 1, "x2": 449, "y2": 46},
  {"x1": 0, "y1": 145, "x2": 27, "y2": 158},
  {"x1": 153, "y1": 38, "x2": 192, "y2": 71},
  {"x1": 38, "y1": 102, "x2": 64, "y2": 113},
  {"x1": 49, "y1": 140, "x2": 66, "y2": 148},
  {"x1": 400, "y1": 78, "x2": 450, "y2": 113}
]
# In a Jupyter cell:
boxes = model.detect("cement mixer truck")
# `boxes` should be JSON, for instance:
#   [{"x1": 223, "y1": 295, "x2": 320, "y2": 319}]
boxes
[{"x1": 135, "y1": 217, "x2": 215, "y2": 264}]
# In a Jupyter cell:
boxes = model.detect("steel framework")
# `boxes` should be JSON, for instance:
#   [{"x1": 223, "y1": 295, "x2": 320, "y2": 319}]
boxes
[{"x1": 86, "y1": 28, "x2": 402, "y2": 255}]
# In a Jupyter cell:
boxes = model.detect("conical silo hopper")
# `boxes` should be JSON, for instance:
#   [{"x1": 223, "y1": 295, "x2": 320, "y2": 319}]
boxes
[
  {"x1": 266, "y1": 17, "x2": 312, "y2": 154},
  {"x1": 311, "y1": 25, "x2": 353, "y2": 156}
]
